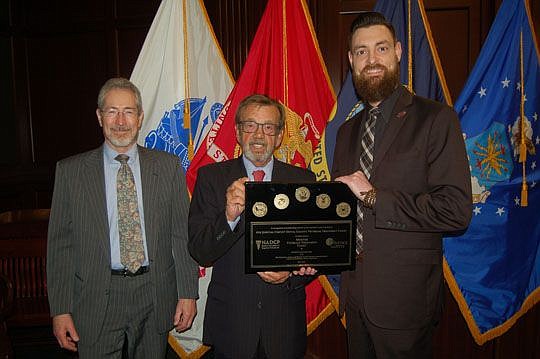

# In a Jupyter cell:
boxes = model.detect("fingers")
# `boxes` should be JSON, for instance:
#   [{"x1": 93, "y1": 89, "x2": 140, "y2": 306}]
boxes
[
  {"x1": 292, "y1": 266, "x2": 318, "y2": 276},
  {"x1": 226, "y1": 177, "x2": 249, "y2": 221},
  {"x1": 52, "y1": 314, "x2": 79, "y2": 352},
  {"x1": 174, "y1": 299, "x2": 197, "y2": 333},
  {"x1": 336, "y1": 171, "x2": 372, "y2": 199}
]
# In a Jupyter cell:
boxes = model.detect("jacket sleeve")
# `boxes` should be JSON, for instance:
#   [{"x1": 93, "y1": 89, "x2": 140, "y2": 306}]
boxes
[
  {"x1": 374, "y1": 106, "x2": 472, "y2": 232},
  {"x1": 46, "y1": 161, "x2": 75, "y2": 316},
  {"x1": 171, "y1": 159, "x2": 199, "y2": 299},
  {"x1": 188, "y1": 166, "x2": 242, "y2": 267}
]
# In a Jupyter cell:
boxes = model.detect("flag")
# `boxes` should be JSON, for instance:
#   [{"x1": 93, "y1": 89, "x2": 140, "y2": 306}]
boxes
[
  {"x1": 315, "y1": 0, "x2": 453, "y2": 316},
  {"x1": 374, "y1": 0, "x2": 452, "y2": 104},
  {"x1": 131, "y1": 0, "x2": 233, "y2": 173},
  {"x1": 130, "y1": 0, "x2": 233, "y2": 357},
  {"x1": 186, "y1": 0, "x2": 336, "y2": 333},
  {"x1": 443, "y1": 0, "x2": 540, "y2": 345}
]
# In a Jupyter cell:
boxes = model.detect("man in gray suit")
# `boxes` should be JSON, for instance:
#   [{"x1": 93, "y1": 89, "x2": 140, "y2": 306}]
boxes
[{"x1": 47, "y1": 78, "x2": 199, "y2": 358}]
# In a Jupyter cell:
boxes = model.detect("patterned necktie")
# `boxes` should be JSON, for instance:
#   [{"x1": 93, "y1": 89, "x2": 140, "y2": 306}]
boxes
[
  {"x1": 356, "y1": 107, "x2": 379, "y2": 255},
  {"x1": 252, "y1": 170, "x2": 265, "y2": 182},
  {"x1": 115, "y1": 154, "x2": 145, "y2": 273}
]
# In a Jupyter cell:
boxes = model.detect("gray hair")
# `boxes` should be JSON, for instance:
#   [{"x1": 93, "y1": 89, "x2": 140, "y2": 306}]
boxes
[{"x1": 97, "y1": 77, "x2": 143, "y2": 113}]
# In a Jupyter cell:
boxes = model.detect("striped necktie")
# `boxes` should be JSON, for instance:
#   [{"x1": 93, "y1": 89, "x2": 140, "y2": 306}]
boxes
[{"x1": 356, "y1": 107, "x2": 379, "y2": 255}]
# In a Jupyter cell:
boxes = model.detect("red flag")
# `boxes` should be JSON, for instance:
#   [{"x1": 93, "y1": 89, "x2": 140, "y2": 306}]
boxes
[{"x1": 186, "y1": 0, "x2": 336, "y2": 332}]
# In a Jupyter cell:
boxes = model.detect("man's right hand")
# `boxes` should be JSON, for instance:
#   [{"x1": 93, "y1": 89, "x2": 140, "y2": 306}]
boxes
[
  {"x1": 52, "y1": 313, "x2": 79, "y2": 352},
  {"x1": 225, "y1": 177, "x2": 249, "y2": 221}
]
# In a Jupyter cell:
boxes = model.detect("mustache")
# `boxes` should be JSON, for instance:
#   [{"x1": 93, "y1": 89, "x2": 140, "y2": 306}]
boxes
[
  {"x1": 111, "y1": 126, "x2": 131, "y2": 131},
  {"x1": 361, "y1": 64, "x2": 387, "y2": 74}
]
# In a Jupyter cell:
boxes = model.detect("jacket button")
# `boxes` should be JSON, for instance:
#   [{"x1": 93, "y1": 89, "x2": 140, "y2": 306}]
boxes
[{"x1": 257, "y1": 301, "x2": 262, "y2": 309}]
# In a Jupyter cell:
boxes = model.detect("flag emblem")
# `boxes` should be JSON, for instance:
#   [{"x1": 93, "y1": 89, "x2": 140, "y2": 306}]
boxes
[
  {"x1": 144, "y1": 98, "x2": 225, "y2": 171},
  {"x1": 466, "y1": 122, "x2": 513, "y2": 204}
]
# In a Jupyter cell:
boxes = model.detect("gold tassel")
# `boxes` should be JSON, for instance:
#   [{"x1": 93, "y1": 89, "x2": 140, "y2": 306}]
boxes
[
  {"x1": 518, "y1": 30, "x2": 527, "y2": 206},
  {"x1": 521, "y1": 179, "x2": 528, "y2": 207},
  {"x1": 184, "y1": 107, "x2": 194, "y2": 160}
]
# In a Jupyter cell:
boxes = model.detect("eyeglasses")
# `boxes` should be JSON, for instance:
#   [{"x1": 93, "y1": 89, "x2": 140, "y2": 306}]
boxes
[
  {"x1": 101, "y1": 108, "x2": 138, "y2": 119},
  {"x1": 238, "y1": 121, "x2": 281, "y2": 136}
]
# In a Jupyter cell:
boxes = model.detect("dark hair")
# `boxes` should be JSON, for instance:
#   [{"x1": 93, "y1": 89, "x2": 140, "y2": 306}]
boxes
[
  {"x1": 235, "y1": 94, "x2": 285, "y2": 129},
  {"x1": 97, "y1": 77, "x2": 143, "y2": 113},
  {"x1": 349, "y1": 11, "x2": 397, "y2": 50}
]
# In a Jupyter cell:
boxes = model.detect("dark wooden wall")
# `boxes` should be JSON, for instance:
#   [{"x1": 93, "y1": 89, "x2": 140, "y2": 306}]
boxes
[{"x1": 1, "y1": 0, "x2": 539, "y2": 358}]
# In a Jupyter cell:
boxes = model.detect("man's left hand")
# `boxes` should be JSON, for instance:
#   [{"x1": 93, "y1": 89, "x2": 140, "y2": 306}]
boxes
[
  {"x1": 257, "y1": 271, "x2": 290, "y2": 284},
  {"x1": 173, "y1": 298, "x2": 197, "y2": 332},
  {"x1": 335, "y1": 170, "x2": 373, "y2": 201}
]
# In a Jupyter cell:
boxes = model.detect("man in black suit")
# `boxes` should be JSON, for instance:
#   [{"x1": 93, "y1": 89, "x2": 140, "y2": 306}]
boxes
[
  {"x1": 189, "y1": 94, "x2": 316, "y2": 359},
  {"x1": 47, "y1": 78, "x2": 199, "y2": 358},
  {"x1": 332, "y1": 12, "x2": 472, "y2": 358}
]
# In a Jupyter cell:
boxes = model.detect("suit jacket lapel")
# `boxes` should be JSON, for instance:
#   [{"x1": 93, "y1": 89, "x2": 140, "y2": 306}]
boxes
[
  {"x1": 138, "y1": 146, "x2": 159, "y2": 260},
  {"x1": 372, "y1": 88, "x2": 413, "y2": 175},
  {"x1": 83, "y1": 147, "x2": 110, "y2": 257},
  {"x1": 229, "y1": 157, "x2": 248, "y2": 182},
  {"x1": 272, "y1": 159, "x2": 289, "y2": 181}
]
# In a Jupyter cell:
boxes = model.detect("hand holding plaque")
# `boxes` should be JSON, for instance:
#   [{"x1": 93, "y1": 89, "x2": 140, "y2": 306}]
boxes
[{"x1": 244, "y1": 182, "x2": 356, "y2": 273}]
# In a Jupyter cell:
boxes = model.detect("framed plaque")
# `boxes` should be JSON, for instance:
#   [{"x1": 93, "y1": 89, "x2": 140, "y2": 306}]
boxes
[{"x1": 244, "y1": 181, "x2": 356, "y2": 273}]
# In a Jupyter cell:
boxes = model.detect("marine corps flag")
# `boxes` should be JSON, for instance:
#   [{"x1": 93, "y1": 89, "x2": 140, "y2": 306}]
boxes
[
  {"x1": 130, "y1": 0, "x2": 233, "y2": 357},
  {"x1": 186, "y1": 0, "x2": 336, "y2": 332},
  {"x1": 444, "y1": 0, "x2": 539, "y2": 345}
]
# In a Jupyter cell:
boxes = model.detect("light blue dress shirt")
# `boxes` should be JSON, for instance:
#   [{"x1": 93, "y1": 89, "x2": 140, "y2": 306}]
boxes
[{"x1": 103, "y1": 143, "x2": 149, "y2": 270}]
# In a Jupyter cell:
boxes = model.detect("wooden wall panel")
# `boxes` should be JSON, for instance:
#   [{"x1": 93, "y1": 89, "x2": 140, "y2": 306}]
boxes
[
  {"x1": 1, "y1": 0, "x2": 539, "y2": 357},
  {"x1": 26, "y1": 33, "x2": 108, "y2": 164}
]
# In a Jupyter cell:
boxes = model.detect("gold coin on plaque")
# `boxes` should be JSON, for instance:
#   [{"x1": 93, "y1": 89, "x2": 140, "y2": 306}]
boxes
[
  {"x1": 252, "y1": 202, "x2": 268, "y2": 218},
  {"x1": 295, "y1": 186, "x2": 310, "y2": 202},
  {"x1": 336, "y1": 202, "x2": 351, "y2": 218},
  {"x1": 274, "y1": 194, "x2": 290, "y2": 210},
  {"x1": 316, "y1": 193, "x2": 331, "y2": 209}
]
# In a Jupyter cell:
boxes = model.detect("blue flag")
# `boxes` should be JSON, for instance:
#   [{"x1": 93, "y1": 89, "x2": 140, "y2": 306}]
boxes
[
  {"x1": 374, "y1": 0, "x2": 451, "y2": 104},
  {"x1": 443, "y1": 0, "x2": 540, "y2": 345},
  {"x1": 315, "y1": 0, "x2": 452, "y2": 313}
]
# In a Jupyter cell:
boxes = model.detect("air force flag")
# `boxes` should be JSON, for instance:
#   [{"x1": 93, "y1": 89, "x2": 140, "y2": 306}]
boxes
[{"x1": 443, "y1": 0, "x2": 540, "y2": 345}]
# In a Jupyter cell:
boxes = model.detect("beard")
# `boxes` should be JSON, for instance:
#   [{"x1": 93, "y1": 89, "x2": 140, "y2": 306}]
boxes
[
  {"x1": 106, "y1": 126, "x2": 138, "y2": 149},
  {"x1": 352, "y1": 62, "x2": 400, "y2": 104},
  {"x1": 242, "y1": 139, "x2": 274, "y2": 165}
]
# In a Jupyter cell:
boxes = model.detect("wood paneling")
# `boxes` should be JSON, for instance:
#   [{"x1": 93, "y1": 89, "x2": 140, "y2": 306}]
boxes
[{"x1": 1, "y1": 1, "x2": 539, "y2": 357}]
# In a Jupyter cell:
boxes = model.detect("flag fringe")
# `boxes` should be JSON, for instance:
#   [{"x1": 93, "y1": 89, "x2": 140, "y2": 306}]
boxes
[
  {"x1": 307, "y1": 302, "x2": 336, "y2": 335},
  {"x1": 443, "y1": 257, "x2": 540, "y2": 345},
  {"x1": 168, "y1": 334, "x2": 210, "y2": 359},
  {"x1": 318, "y1": 274, "x2": 347, "y2": 327}
]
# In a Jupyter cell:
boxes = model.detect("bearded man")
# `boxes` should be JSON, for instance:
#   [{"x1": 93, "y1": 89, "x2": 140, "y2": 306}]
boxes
[
  {"x1": 188, "y1": 94, "x2": 316, "y2": 359},
  {"x1": 331, "y1": 12, "x2": 472, "y2": 358}
]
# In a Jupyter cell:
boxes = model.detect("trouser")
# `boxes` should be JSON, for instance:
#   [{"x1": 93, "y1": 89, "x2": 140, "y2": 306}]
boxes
[{"x1": 77, "y1": 273, "x2": 168, "y2": 359}]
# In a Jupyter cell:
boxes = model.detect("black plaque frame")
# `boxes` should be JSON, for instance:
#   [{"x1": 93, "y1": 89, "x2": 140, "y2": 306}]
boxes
[{"x1": 244, "y1": 181, "x2": 356, "y2": 273}]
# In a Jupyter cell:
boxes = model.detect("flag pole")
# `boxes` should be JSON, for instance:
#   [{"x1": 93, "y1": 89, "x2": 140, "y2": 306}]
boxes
[
  {"x1": 407, "y1": 0, "x2": 413, "y2": 92},
  {"x1": 182, "y1": 0, "x2": 194, "y2": 160}
]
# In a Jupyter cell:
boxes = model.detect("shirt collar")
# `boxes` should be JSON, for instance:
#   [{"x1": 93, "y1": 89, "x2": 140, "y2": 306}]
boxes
[
  {"x1": 103, "y1": 142, "x2": 139, "y2": 165},
  {"x1": 242, "y1": 155, "x2": 274, "y2": 180}
]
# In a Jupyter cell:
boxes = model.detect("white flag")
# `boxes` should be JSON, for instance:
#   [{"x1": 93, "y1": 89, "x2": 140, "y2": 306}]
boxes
[
  {"x1": 130, "y1": 1, "x2": 232, "y2": 357},
  {"x1": 131, "y1": 0, "x2": 233, "y2": 172}
]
